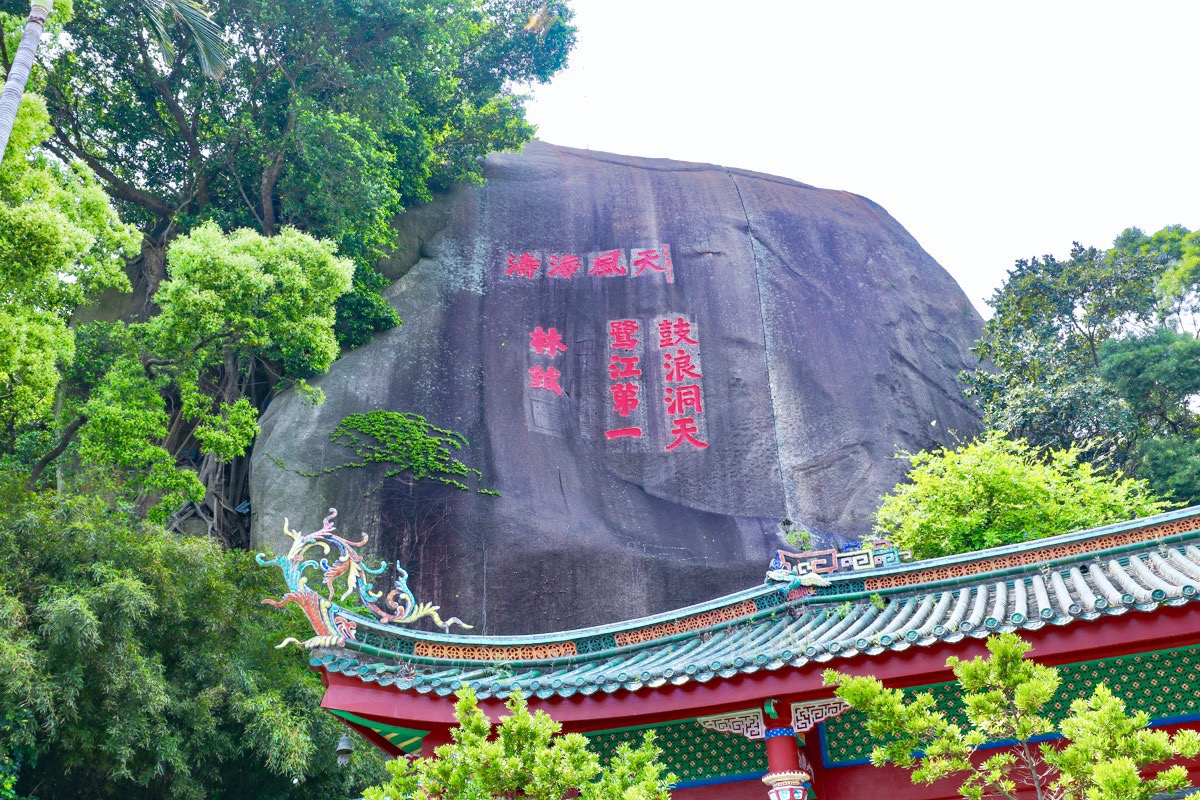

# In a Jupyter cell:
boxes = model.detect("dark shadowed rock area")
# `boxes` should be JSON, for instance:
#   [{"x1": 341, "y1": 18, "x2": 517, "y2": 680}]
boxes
[{"x1": 249, "y1": 141, "x2": 983, "y2": 634}]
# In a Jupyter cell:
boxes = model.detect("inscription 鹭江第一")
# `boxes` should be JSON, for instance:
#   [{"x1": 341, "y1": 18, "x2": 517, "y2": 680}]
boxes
[{"x1": 604, "y1": 318, "x2": 646, "y2": 443}]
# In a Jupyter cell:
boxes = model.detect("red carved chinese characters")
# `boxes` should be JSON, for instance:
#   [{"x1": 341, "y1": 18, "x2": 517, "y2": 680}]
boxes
[
  {"x1": 608, "y1": 319, "x2": 640, "y2": 351},
  {"x1": 657, "y1": 316, "x2": 699, "y2": 348},
  {"x1": 547, "y1": 253, "x2": 581, "y2": 279},
  {"x1": 610, "y1": 383, "x2": 640, "y2": 417},
  {"x1": 662, "y1": 349, "x2": 702, "y2": 382},
  {"x1": 503, "y1": 246, "x2": 674, "y2": 281},
  {"x1": 527, "y1": 324, "x2": 566, "y2": 402},
  {"x1": 658, "y1": 314, "x2": 707, "y2": 450},
  {"x1": 664, "y1": 384, "x2": 703, "y2": 415},
  {"x1": 665, "y1": 417, "x2": 707, "y2": 450},
  {"x1": 529, "y1": 365, "x2": 563, "y2": 396},
  {"x1": 632, "y1": 248, "x2": 660, "y2": 275},
  {"x1": 529, "y1": 326, "x2": 568, "y2": 356},
  {"x1": 608, "y1": 355, "x2": 642, "y2": 379},
  {"x1": 588, "y1": 250, "x2": 627, "y2": 277},
  {"x1": 632, "y1": 245, "x2": 674, "y2": 283},
  {"x1": 605, "y1": 319, "x2": 643, "y2": 439},
  {"x1": 506, "y1": 252, "x2": 540, "y2": 279}
]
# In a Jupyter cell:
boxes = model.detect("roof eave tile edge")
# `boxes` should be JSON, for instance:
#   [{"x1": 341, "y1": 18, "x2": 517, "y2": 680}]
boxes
[
  {"x1": 340, "y1": 506, "x2": 1200, "y2": 660},
  {"x1": 814, "y1": 521, "x2": 1200, "y2": 604},
  {"x1": 314, "y1": 589, "x2": 1200, "y2": 702},
  {"x1": 348, "y1": 582, "x2": 781, "y2": 648},
  {"x1": 324, "y1": 522, "x2": 1200, "y2": 676}
]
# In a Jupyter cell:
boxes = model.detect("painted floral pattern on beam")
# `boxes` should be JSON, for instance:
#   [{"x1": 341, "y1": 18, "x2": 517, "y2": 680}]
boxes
[{"x1": 257, "y1": 508, "x2": 471, "y2": 649}]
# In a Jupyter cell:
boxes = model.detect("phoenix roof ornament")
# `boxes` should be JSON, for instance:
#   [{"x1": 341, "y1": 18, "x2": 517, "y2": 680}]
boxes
[{"x1": 257, "y1": 508, "x2": 472, "y2": 650}]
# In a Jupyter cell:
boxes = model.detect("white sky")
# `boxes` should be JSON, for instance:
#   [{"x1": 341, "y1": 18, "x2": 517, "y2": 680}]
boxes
[{"x1": 524, "y1": 1, "x2": 1200, "y2": 316}]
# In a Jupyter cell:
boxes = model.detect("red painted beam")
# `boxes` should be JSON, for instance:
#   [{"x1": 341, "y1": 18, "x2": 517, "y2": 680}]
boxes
[{"x1": 322, "y1": 605, "x2": 1200, "y2": 736}]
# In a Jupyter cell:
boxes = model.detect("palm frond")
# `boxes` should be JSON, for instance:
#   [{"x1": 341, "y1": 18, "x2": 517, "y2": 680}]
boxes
[{"x1": 139, "y1": 0, "x2": 231, "y2": 78}]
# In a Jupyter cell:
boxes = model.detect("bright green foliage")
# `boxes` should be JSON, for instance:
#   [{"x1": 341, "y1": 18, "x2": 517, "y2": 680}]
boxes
[
  {"x1": 72, "y1": 223, "x2": 353, "y2": 537},
  {"x1": 37, "y1": 0, "x2": 575, "y2": 345},
  {"x1": 824, "y1": 634, "x2": 1200, "y2": 800},
  {"x1": 962, "y1": 226, "x2": 1200, "y2": 505},
  {"x1": 363, "y1": 689, "x2": 675, "y2": 800},
  {"x1": 149, "y1": 222, "x2": 352, "y2": 378},
  {"x1": 1048, "y1": 685, "x2": 1200, "y2": 800},
  {"x1": 0, "y1": 94, "x2": 136, "y2": 444},
  {"x1": 1, "y1": 0, "x2": 75, "y2": 72},
  {"x1": 326, "y1": 410, "x2": 490, "y2": 493},
  {"x1": 962, "y1": 242, "x2": 1159, "y2": 470},
  {"x1": 78, "y1": 355, "x2": 206, "y2": 520},
  {"x1": 784, "y1": 522, "x2": 813, "y2": 551},
  {"x1": 1115, "y1": 224, "x2": 1200, "y2": 314},
  {"x1": 875, "y1": 432, "x2": 1166, "y2": 559},
  {"x1": 0, "y1": 478, "x2": 387, "y2": 800}
]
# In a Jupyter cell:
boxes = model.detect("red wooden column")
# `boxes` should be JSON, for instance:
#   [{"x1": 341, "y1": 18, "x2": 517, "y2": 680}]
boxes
[
  {"x1": 762, "y1": 727, "x2": 811, "y2": 800},
  {"x1": 776, "y1": 697, "x2": 852, "y2": 800}
]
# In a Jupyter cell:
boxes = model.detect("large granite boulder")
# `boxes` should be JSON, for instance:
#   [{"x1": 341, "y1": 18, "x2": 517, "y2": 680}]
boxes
[{"x1": 249, "y1": 141, "x2": 983, "y2": 634}]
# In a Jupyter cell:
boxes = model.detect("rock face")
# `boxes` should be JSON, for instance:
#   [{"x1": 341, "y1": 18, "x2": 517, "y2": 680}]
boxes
[{"x1": 250, "y1": 141, "x2": 983, "y2": 634}]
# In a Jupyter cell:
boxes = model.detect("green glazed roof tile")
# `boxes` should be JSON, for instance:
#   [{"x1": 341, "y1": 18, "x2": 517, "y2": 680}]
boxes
[{"x1": 312, "y1": 507, "x2": 1200, "y2": 699}]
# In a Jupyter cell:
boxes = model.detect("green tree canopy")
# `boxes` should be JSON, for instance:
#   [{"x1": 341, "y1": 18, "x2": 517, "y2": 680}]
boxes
[
  {"x1": 5, "y1": 0, "x2": 576, "y2": 543},
  {"x1": 0, "y1": 94, "x2": 137, "y2": 457},
  {"x1": 35, "y1": 0, "x2": 574, "y2": 338},
  {"x1": 0, "y1": 3, "x2": 571, "y2": 796},
  {"x1": 824, "y1": 633, "x2": 1200, "y2": 800},
  {"x1": 363, "y1": 688, "x2": 675, "y2": 800},
  {"x1": 0, "y1": 477, "x2": 387, "y2": 800},
  {"x1": 874, "y1": 432, "x2": 1165, "y2": 559},
  {"x1": 63, "y1": 222, "x2": 354, "y2": 543},
  {"x1": 962, "y1": 226, "x2": 1200, "y2": 505}
]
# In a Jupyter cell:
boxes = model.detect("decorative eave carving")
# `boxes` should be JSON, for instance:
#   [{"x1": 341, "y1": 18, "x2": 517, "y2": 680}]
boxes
[
  {"x1": 697, "y1": 708, "x2": 766, "y2": 739},
  {"x1": 790, "y1": 698, "x2": 850, "y2": 732}
]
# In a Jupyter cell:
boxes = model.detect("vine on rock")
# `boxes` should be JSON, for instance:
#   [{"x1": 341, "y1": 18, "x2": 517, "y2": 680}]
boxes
[{"x1": 325, "y1": 411, "x2": 494, "y2": 495}]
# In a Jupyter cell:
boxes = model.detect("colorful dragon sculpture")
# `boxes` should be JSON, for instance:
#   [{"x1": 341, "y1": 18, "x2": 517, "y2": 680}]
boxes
[{"x1": 257, "y1": 508, "x2": 472, "y2": 650}]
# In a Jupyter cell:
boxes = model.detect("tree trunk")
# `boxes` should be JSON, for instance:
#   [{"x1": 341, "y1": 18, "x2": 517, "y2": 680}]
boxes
[
  {"x1": 26, "y1": 414, "x2": 86, "y2": 489},
  {"x1": 0, "y1": 0, "x2": 52, "y2": 163},
  {"x1": 136, "y1": 236, "x2": 170, "y2": 314},
  {"x1": 260, "y1": 150, "x2": 285, "y2": 236}
]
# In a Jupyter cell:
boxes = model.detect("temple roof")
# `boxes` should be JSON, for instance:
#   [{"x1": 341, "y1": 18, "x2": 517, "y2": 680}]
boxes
[{"x1": 305, "y1": 506, "x2": 1200, "y2": 700}]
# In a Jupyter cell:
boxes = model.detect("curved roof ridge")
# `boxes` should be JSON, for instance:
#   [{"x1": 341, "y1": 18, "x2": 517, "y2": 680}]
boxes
[
  {"x1": 832, "y1": 505, "x2": 1200, "y2": 584},
  {"x1": 348, "y1": 581, "x2": 780, "y2": 646},
  {"x1": 316, "y1": 525, "x2": 1200, "y2": 699},
  {"x1": 331, "y1": 507, "x2": 1200, "y2": 664}
]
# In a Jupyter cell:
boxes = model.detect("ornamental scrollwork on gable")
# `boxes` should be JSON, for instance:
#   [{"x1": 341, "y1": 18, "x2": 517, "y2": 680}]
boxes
[{"x1": 768, "y1": 534, "x2": 911, "y2": 588}]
